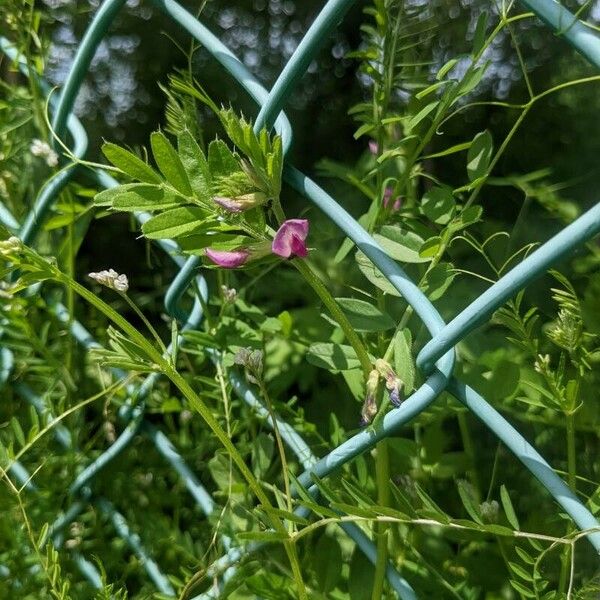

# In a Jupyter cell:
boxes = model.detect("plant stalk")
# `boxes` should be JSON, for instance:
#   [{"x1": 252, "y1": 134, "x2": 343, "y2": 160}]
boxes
[{"x1": 293, "y1": 259, "x2": 372, "y2": 379}]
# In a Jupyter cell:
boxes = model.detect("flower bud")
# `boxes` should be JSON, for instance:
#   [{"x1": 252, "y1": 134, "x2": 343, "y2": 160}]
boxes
[
  {"x1": 0, "y1": 236, "x2": 22, "y2": 257},
  {"x1": 213, "y1": 191, "x2": 267, "y2": 213},
  {"x1": 88, "y1": 269, "x2": 129, "y2": 293},
  {"x1": 480, "y1": 500, "x2": 499, "y2": 524}
]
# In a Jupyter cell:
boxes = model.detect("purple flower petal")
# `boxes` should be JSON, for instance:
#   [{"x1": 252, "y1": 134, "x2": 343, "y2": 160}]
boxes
[
  {"x1": 272, "y1": 219, "x2": 309, "y2": 259},
  {"x1": 205, "y1": 248, "x2": 250, "y2": 268},
  {"x1": 369, "y1": 140, "x2": 378, "y2": 155},
  {"x1": 390, "y1": 386, "x2": 402, "y2": 407},
  {"x1": 213, "y1": 196, "x2": 245, "y2": 213}
]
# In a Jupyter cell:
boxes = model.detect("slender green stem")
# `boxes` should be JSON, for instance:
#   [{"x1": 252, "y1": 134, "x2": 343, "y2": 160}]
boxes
[
  {"x1": 457, "y1": 412, "x2": 481, "y2": 499},
  {"x1": 259, "y1": 380, "x2": 294, "y2": 517},
  {"x1": 293, "y1": 259, "x2": 372, "y2": 379},
  {"x1": 462, "y1": 105, "x2": 531, "y2": 211},
  {"x1": 43, "y1": 265, "x2": 308, "y2": 599},
  {"x1": 558, "y1": 410, "x2": 577, "y2": 594},
  {"x1": 371, "y1": 439, "x2": 390, "y2": 600},
  {"x1": 566, "y1": 412, "x2": 577, "y2": 491},
  {"x1": 121, "y1": 292, "x2": 169, "y2": 358}
]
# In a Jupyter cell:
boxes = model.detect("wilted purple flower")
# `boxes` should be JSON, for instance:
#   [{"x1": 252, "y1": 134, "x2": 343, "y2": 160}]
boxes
[
  {"x1": 375, "y1": 359, "x2": 404, "y2": 407},
  {"x1": 205, "y1": 248, "x2": 250, "y2": 268},
  {"x1": 389, "y1": 385, "x2": 402, "y2": 407},
  {"x1": 213, "y1": 192, "x2": 267, "y2": 213},
  {"x1": 272, "y1": 219, "x2": 309, "y2": 259},
  {"x1": 368, "y1": 140, "x2": 379, "y2": 155}
]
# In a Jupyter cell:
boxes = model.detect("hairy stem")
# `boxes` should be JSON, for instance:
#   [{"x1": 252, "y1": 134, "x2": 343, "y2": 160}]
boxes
[{"x1": 293, "y1": 259, "x2": 372, "y2": 379}]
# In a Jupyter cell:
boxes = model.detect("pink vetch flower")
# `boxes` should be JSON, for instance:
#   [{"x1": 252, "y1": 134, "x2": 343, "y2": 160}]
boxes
[
  {"x1": 205, "y1": 248, "x2": 250, "y2": 268},
  {"x1": 368, "y1": 140, "x2": 379, "y2": 155},
  {"x1": 272, "y1": 219, "x2": 309, "y2": 259}
]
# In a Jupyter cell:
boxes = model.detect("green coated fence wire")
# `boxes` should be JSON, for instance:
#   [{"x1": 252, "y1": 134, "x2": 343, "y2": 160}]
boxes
[{"x1": 1, "y1": 0, "x2": 600, "y2": 597}]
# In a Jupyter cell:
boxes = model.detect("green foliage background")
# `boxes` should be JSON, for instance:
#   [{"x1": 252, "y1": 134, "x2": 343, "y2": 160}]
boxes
[{"x1": 1, "y1": 0, "x2": 600, "y2": 599}]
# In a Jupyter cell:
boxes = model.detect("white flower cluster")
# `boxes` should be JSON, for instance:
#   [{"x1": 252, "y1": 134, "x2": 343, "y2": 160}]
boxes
[
  {"x1": 88, "y1": 269, "x2": 129, "y2": 293},
  {"x1": 0, "y1": 236, "x2": 22, "y2": 256},
  {"x1": 30, "y1": 139, "x2": 59, "y2": 167}
]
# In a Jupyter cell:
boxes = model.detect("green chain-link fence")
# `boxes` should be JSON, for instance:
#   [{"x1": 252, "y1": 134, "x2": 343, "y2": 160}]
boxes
[{"x1": 1, "y1": 0, "x2": 600, "y2": 597}]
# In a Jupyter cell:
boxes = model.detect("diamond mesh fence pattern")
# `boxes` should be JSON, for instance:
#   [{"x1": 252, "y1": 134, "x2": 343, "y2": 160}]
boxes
[{"x1": 1, "y1": 0, "x2": 600, "y2": 597}]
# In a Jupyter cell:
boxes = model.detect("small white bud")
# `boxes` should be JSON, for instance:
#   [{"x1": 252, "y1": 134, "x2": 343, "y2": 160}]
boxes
[
  {"x1": 30, "y1": 139, "x2": 59, "y2": 167},
  {"x1": 88, "y1": 268, "x2": 129, "y2": 293},
  {"x1": 0, "y1": 236, "x2": 22, "y2": 256}
]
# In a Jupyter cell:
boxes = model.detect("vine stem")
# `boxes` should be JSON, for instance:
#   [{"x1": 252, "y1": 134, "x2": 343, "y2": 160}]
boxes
[
  {"x1": 258, "y1": 379, "x2": 294, "y2": 517},
  {"x1": 566, "y1": 411, "x2": 577, "y2": 492},
  {"x1": 559, "y1": 410, "x2": 577, "y2": 594},
  {"x1": 121, "y1": 292, "x2": 169, "y2": 357},
  {"x1": 371, "y1": 438, "x2": 390, "y2": 600},
  {"x1": 46, "y1": 267, "x2": 308, "y2": 600},
  {"x1": 293, "y1": 258, "x2": 372, "y2": 379}
]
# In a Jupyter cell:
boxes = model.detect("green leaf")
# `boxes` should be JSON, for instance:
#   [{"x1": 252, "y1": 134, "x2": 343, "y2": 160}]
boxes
[
  {"x1": 150, "y1": 131, "x2": 193, "y2": 196},
  {"x1": 436, "y1": 58, "x2": 458, "y2": 80},
  {"x1": 509, "y1": 580, "x2": 535, "y2": 598},
  {"x1": 237, "y1": 531, "x2": 290, "y2": 542},
  {"x1": 313, "y1": 535, "x2": 342, "y2": 593},
  {"x1": 208, "y1": 139, "x2": 240, "y2": 180},
  {"x1": 394, "y1": 328, "x2": 415, "y2": 392},
  {"x1": 509, "y1": 561, "x2": 533, "y2": 582},
  {"x1": 102, "y1": 142, "x2": 162, "y2": 184},
  {"x1": 422, "y1": 262, "x2": 455, "y2": 301},
  {"x1": 336, "y1": 297, "x2": 395, "y2": 332},
  {"x1": 10, "y1": 417, "x2": 25, "y2": 447},
  {"x1": 500, "y1": 485, "x2": 520, "y2": 530},
  {"x1": 307, "y1": 343, "x2": 363, "y2": 371},
  {"x1": 467, "y1": 130, "x2": 493, "y2": 182},
  {"x1": 178, "y1": 233, "x2": 252, "y2": 255},
  {"x1": 374, "y1": 225, "x2": 429, "y2": 263},
  {"x1": 177, "y1": 130, "x2": 212, "y2": 202},
  {"x1": 451, "y1": 205, "x2": 483, "y2": 232},
  {"x1": 416, "y1": 81, "x2": 448, "y2": 100},
  {"x1": 456, "y1": 64, "x2": 488, "y2": 97},
  {"x1": 423, "y1": 141, "x2": 472, "y2": 159},
  {"x1": 482, "y1": 523, "x2": 515, "y2": 537},
  {"x1": 349, "y1": 548, "x2": 375, "y2": 600},
  {"x1": 260, "y1": 507, "x2": 309, "y2": 526},
  {"x1": 353, "y1": 122, "x2": 376, "y2": 139},
  {"x1": 419, "y1": 236, "x2": 442, "y2": 259},
  {"x1": 407, "y1": 101, "x2": 438, "y2": 131},
  {"x1": 472, "y1": 12, "x2": 489, "y2": 56},
  {"x1": 334, "y1": 213, "x2": 369, "y2": 264},
  {"x1": 141, "y1": 206, "x2": 209, "y2": 239},
  {"x1": 251, "y1": 432, "x2": 274, "y2": 477},
  {"x1": 356, "y1": 250, "x2": 400, "y2": 296},
  {"x1": 515, "y1": 546, "x2": 535, "y2": 565},
  {"x1": 421, "y1": 186, "x2": 455, "y2": 224},
  {"x1": 457, "y1": 479, "x2": 483, "y2": 524},
  {"x1": 100, "y1": 184, "x2": 181, "y2": 212},
  {"x1": 341, "y1": 369, "x2": 365, "y2": 401}
]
